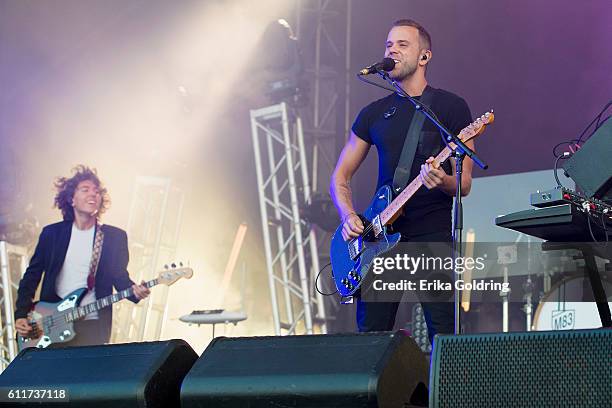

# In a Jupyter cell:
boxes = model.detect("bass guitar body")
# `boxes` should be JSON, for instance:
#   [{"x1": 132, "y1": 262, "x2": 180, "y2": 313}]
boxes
[
  {"x1": 330, "y1": 185, "x2": 402, "y2": 297},
  {"x1": 17, "y1": 288, "x2": 86, "y2": 350}
]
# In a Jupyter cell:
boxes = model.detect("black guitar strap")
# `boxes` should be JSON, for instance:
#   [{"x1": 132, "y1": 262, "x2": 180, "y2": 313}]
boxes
[{"x1": 392, "y1": 87, "x2": 434, "y2": 194}]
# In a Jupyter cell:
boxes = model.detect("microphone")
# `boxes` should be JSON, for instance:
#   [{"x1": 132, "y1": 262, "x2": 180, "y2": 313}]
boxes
[{"x1": 358, "y1": 58, "x2": 395, "y2": 75}]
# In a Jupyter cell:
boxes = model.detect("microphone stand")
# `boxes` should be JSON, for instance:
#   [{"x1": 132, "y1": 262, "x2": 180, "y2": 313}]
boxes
[{"x1": 375, "y1": 69, "x2": 488, "y2": 335}]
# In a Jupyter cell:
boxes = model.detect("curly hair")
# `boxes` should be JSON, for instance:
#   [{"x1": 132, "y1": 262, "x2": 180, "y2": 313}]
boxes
[{"x1": 53, "y1": 165, "x2": 110, "y2": 221}]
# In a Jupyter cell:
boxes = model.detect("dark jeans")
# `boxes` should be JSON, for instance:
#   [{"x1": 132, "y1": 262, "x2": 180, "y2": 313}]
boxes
[{"x1": 356, "y1": 230, "x2": 454, "y2": 345}]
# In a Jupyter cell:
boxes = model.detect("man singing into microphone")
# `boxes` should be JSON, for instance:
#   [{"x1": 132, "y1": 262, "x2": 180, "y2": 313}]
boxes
[{"x1": 330, "y1": 19, "x2": 475, "y2": 344}]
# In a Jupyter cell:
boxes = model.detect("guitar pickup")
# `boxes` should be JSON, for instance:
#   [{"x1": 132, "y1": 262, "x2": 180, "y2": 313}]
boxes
[
  {"x1": 348, "y1": 237, "x2": 363, "y2": 261},
  {"x1": 372, "y1": 215, "x2": 383, "y2": 237}
]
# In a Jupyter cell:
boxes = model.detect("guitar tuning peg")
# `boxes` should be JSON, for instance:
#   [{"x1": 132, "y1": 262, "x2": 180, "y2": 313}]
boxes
[
  {"x1": 179, "y1": 262, "x2": 184, "y2": 267},
  {"x1": 171, "y1": 263, "x2": 177, "y2": 268},
  {"x1": 164, "y1": 264, "x2": 169, "y2": 269}
]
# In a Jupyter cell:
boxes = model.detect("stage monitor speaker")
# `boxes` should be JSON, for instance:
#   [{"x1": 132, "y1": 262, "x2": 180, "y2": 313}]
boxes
[
  {"x1": 0, "y1": 339, "x2": 198, "y2": 408},
  {"x1": 563, "y1": 116, "x2": 612, "y2": 199},
  {"x1": 429, "y1": 329, "x2": 612, "y2": 408},
  {"x1": 181, "y1": 330, "x2": 429, "y2": 408}
]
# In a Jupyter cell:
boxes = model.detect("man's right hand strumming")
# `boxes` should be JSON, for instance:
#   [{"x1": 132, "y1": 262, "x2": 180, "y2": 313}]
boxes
[
  {"x1": 342, "y1": 212, "x2": 364, "y2": 241},
  {"x1": 15, "y1": 318, "x2": 33, "y2": 337}
]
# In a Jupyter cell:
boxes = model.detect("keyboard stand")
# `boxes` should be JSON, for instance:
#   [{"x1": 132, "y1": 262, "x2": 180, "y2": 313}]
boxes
[{"x1": 542, "y1": 242, "x2": 612, "y2": 327}]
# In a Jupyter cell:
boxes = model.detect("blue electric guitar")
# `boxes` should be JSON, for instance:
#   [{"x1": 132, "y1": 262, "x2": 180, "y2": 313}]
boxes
[{"x1": 330, "y1": 112, "x2": 494, "y2": 297}]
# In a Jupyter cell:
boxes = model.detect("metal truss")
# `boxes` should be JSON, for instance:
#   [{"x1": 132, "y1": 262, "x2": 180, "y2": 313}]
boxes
[
  {"x1": 296, "y1": 0, "x2": 352, "y2": 194},
  {"x1": 251, "y1": 102, "x2": 327, "y2": 335},
  {"x1": 0, "y1": 242, "x2": 28, "y2": 371},
  {"x1": 110, "y1": 177, "x2": 184, "y2": 343},
  {"x1": 294, "y1": 0, "x2": 352, "y2": 330}
]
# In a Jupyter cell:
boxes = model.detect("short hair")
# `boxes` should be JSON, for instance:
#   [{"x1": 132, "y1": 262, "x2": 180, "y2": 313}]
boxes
[
  {"x1": 53, "y1": 165, "x2": 110, "y2": 221},
  {"x1": 392, "y1": 19, "x2": 432, "y2": 51}
]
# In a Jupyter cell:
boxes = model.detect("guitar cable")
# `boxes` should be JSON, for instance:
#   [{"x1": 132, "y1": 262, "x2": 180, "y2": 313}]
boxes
[{"x1": 315, "y1": 262, "x2": 338, "y2": 296}]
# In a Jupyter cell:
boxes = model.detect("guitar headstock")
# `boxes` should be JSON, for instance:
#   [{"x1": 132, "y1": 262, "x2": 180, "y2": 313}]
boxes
[
  {"x1": 157, "y1": 262, "x2": 193, "y2": 286},
  {"x1": 458, "y1": 111, "x2": 494, "y2": 143}
]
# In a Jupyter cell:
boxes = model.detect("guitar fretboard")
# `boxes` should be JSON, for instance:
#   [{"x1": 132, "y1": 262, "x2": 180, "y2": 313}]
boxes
[
  {"x1": 380, "y1": 142, "x2": 455, "y2": 225},
  {"x1": 379, "y1": 110, "x2": 494, "y2": 225},
  {"x1": 64, "y1": 279, "x2": 158, "y2": 322}
]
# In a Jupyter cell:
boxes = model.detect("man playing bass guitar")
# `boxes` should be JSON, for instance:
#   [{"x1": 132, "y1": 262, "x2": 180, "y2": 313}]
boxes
[{"x1": 14, "y1": 165, "x2": 150, "y2": 347}]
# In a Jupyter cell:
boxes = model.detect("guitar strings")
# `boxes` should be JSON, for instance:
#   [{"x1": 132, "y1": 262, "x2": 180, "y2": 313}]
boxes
[
  {"x1": 351, "y1": 179, "x2": 419, "y2": 241},
  {"x1": 346, "y1": 118, "x2": 488, "y2": 245},
  {"x1": 33, "y1": 276, "x2": 174, "y2": 337},
  {"x1": 39, "y1": 282, "x2": 146, "y2": 329}
]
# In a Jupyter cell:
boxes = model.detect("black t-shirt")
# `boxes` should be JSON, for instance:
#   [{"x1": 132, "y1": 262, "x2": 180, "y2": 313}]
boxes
[{"x1": 352, "y1": 85, "x2": 472, "y2": 236}]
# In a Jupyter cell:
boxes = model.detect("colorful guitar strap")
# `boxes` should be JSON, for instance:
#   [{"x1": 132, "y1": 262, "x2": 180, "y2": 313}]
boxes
[{"x1": 86, "y1": 224, "x2": 105, "y2": 290}]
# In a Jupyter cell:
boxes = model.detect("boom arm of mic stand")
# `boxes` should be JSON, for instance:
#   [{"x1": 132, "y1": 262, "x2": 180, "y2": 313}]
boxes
[{"x1": 376, "y1": 70, "x2": 488, "y2": 170}]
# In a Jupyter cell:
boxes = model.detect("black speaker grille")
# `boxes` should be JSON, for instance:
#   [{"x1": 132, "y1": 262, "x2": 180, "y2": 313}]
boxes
[{"x1": 430, "y1": 329, "x2": 612, "y2": 408}]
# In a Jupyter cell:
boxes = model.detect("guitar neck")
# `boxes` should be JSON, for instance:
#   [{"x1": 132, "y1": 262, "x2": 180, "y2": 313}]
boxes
[
  {"x1": 380, "y1": 144, "x2": 454, "y2": 225},
  {"x1": 66, "y1": 279, "x2": 158, "y2": 322}
]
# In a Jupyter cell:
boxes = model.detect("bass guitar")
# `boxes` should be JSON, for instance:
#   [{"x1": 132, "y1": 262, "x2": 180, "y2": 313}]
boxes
[
  {"x1": 330, "y1": 112, "x2": 494, "y2": 297},
  {"x1": 17, "y1": 264, "x2": 193, "y2": 350}
]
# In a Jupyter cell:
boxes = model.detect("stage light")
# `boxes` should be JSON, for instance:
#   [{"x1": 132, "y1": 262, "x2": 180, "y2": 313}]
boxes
[{"x1": 258, "y1": 19, "x2": 306, "y2": 105}]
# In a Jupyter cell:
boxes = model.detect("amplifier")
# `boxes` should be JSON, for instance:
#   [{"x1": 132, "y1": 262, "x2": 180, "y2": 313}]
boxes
[{"x1": 430, "y1": 329, "x2": 612, "y2": 408}]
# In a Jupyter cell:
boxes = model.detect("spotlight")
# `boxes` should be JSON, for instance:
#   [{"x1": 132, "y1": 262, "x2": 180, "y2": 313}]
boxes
[{"x1": 258, "y1": 19, "x2": 307, "y2": 105}]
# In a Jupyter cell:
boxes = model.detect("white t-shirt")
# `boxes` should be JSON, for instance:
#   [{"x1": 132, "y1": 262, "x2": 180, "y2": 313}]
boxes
[{"x1": 55, "y1": 224, "x2": 98, "y2": 320}]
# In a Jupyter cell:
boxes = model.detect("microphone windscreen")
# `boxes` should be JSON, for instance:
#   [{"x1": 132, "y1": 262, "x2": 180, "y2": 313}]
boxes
[{"x1": 381, "y1": 57, "x2": 396, "y2": 71}]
